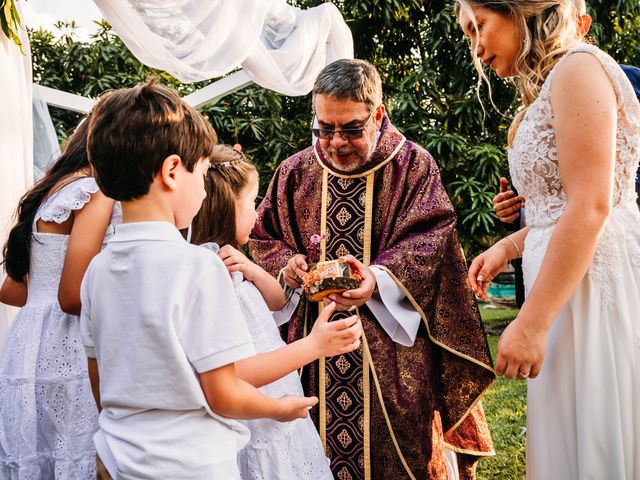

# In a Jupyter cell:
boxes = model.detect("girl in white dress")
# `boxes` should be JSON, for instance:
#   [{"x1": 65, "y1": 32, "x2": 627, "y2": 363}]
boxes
[
  {"x1": 457, "y1": 0, "x2": 640, "y2": 478},
  {"x1": 0, "y1": 119, "x2": 120, "y2": 478},
  {"x1": 190, "y1": 144, "x2": 364, "y2": 480}
]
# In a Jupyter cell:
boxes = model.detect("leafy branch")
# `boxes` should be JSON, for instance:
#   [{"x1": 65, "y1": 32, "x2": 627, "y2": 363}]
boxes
[{"x1": 0, "y1": 0, "x2": 24, "y2": 53}]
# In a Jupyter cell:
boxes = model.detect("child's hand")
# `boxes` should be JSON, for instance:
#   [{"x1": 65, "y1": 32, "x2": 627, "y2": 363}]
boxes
[
  {"x1": 308, "y1": 302, "x2": 362, "y2": 357},
  {"x1": 272, "y1": 395, "x2": 318, "y2": 422},
  {"x1": 219, "y1": 245, "x2": 260, "y2": 282}
]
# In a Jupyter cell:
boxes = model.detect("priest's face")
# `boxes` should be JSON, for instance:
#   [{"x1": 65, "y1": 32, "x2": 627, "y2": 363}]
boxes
[{"x1": 314, "y1": 94, "x2": 384, "y2": 173}]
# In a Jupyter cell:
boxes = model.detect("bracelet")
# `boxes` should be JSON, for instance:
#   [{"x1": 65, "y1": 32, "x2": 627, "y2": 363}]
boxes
[{"x1": 503, "y1": 236, "x2": 522, "y2": 259}]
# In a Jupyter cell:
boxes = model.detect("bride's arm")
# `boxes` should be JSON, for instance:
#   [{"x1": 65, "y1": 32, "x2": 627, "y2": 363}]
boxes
[{"x1": 496, "y1": 52, "x2": 617, "y2": 380}]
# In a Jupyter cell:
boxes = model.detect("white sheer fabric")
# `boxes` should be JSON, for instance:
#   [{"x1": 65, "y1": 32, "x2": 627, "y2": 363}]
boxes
[
  {"x1": 0, "y1": 0, "x2": 32, "y2": 343},
  {"x1": 33, "y1": 87, "x2": 61, "y2": 181},
  {"x1": 93, "y1": 0, "x2": 353, "y2": 95}
]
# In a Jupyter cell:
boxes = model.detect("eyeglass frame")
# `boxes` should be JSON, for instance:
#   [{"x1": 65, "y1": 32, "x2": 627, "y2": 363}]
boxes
[{"x1": 311, "y1": 106, "x2": 380, "y2": 142}]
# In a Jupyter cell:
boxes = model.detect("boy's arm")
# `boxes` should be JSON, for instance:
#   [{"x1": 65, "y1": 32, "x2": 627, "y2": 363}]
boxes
[
  {"x1": 87, "y1": 357, "x2": 101, "y2": 412},
  {"x1": 199, "y1": 363, "x2": 317, "y2": 421},
  {"x1": 0, "y1": 276, "x2": 27, "y2": 307},
  {"x1": 235, "y1": 303, "x2": 362, "y2": 387}
]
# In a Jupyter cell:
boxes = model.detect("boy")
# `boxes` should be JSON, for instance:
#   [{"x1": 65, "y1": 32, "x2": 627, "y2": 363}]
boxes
[{"x1": 81, "y1": 83, "x2": 316, "y2": 479}]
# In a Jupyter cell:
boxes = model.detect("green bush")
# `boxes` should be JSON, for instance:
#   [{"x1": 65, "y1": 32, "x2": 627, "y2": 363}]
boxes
[{"x1": 29, "y1": 1, "x2": 640, "y2": 256}]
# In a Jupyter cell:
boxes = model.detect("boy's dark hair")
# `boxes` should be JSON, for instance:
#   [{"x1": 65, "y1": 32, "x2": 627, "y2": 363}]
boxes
[
  {"x1": 190, "y1": 145, "x2": 257, "y2": 249},
  {"x1": 3, "y1": 118, "x2": 91, "y2": 281},
  {"x1": 87, "y1": 82, "x2": 217, "y2": 200}
]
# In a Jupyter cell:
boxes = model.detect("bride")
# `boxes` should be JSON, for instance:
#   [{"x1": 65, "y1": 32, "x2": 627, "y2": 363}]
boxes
[{"x1": 456, "y1": 0, "x2": 640, "y2": 478}]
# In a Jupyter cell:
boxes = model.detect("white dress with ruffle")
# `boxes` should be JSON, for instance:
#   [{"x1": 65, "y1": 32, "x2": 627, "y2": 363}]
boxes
[
  {"x1": 509, "y1": 44, "x2": 640, "y2": 479},
  {"x1": 0, "y1": 177, "x2": 120, "y2": 479},
  {"x1": 196, "y1": 242, "x2": 333, "y2": 479}
]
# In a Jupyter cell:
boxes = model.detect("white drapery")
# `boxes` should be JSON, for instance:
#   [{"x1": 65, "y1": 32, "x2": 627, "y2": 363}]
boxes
[
  {"x1": 0, "y1": 0, "x2": 33, "y2": 341},
  {"x1": 93, "y1": 0, "x2": 353, "y2": 95}
]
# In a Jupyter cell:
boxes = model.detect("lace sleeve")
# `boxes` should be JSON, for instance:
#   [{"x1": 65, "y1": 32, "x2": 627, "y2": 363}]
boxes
[{"x1": 35, "y1": 177, "x2": 100, "y2": 224}]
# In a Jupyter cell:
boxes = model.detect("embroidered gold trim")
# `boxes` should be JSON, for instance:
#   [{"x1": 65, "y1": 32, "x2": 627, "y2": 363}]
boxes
[
  {"x1": 358, "y1": 321, "x2": 417, "y2": 480},
  {"x1": 318, "y1": 169, "x2": 329, "y2": 451},
  {"x1": 444, "y1": 442, "x2": 496, "y2": 457},
  {"x1": 313, "y1": 138, "x2": 406, "y2": 179},
  {"x1": 362, "y1": 173, "x2": 375, "y2": 479},
  {"x1": 373, "y1": 265, "x2": 495, "y2": 438}
]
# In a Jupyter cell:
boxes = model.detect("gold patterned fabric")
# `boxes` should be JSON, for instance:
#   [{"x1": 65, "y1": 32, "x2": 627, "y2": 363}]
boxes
[
  {"x1": 250, "y1": 117, "x2": 495, "y2": 479},
  {"x1": 323, "y1": 174, "x2": 368, "y2": 479}
]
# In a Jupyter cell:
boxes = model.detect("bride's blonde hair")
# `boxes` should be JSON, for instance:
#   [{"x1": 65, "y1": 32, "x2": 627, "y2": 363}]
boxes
[{"x1": 455, "y1": 0, "x2": 585, "y2": 144}]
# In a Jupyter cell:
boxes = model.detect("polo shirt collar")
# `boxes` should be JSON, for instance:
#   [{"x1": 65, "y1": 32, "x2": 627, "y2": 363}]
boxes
[{"x1": 110, "y1": 221, "x2": 185, "y2": 243}]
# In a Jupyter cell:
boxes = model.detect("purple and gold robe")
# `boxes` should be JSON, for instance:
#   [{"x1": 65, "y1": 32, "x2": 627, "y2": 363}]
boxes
[{"x1": 250, "y1": 117, "x2": 495, "y2": 480}]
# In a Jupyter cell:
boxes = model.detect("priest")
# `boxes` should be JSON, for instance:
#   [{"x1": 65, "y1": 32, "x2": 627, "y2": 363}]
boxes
[{"x1": 250, "y1": 58, "x2": 495, "y2": 480}]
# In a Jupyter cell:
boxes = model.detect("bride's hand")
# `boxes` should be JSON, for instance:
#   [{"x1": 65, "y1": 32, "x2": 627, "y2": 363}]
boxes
[
  {"x1": 467, "y1": 241, "x2": 511, "y2": 299},
  {"x1": 495, "y1": 316, "x2": 547, "y2": 380}
]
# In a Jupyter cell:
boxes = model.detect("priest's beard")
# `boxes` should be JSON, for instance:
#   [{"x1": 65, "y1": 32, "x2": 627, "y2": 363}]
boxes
[{"x1": 324, "y1": 140, "x2": 376, "y2": 173}]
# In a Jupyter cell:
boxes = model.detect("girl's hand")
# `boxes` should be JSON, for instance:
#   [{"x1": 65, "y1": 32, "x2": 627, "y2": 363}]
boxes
[
  {"x1": 272, "y1": 395, "x2": 318, "y2": 422},
  {"x1": 325, "y1": 255, "x2": 377, "y2": 311},
  {"x1": 219, "y1": 245, "x2": 260, "y2": 282},
  {"x1": 467, "y1": 241, "x2": 511, "y2": 299},
  {"x1": 495, "y1": 315, "x2": 547, "y2": 380},
  {"x1": 308, "y1": 302, "x2": 362, "y2": 357}
]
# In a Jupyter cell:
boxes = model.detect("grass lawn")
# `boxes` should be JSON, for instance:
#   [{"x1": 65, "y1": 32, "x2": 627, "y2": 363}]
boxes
[{"x1": 475, "y1": 305, "x2": 527, "y2": 480}]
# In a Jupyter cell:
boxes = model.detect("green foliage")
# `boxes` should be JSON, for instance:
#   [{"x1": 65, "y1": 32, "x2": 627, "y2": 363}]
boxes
[
  {"x1": 0, "y1": 0, "x2": 24, "y2": 52},
  {"x1": 29, "y1": 2, "x2": 640, "y2": 256}
]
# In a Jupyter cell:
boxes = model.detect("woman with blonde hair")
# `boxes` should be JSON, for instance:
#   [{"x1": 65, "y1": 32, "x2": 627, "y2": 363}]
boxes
[{"x1": 456, "y1": 0, "x2": 640, "y2": 478}]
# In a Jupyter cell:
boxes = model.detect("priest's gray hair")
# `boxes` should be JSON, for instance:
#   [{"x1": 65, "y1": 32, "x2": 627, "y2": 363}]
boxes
[{"x1": 313, "y1": 59, "x2": 383, "y2": 112}]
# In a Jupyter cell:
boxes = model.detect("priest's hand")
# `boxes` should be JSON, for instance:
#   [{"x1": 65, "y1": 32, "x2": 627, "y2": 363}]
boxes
[
  {"x1": 283, "y1": 254, "x2": 308, "y2": 288},
  {"x1": 324, "y1": 255, "x2": 377, "y2": 311}
]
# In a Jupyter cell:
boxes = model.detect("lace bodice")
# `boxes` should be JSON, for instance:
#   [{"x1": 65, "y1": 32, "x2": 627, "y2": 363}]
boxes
[
  {"x1": 27, "y1": 177, "x2": 120, "y2": 304},
  {"x1": 509, "y1": 43, "x2": 640, "y2": 226},
  {"x1": 510, "y1": 44, "x2": 640, "y2": 303}
]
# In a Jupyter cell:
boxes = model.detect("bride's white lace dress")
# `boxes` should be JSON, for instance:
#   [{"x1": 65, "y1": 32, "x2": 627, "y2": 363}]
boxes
[{"x1": 509, "y1": 43, "x2": 640, "y2": 479}]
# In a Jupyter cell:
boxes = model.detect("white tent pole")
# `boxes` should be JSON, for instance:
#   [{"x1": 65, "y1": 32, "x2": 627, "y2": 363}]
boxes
[
  {"x1": 183, "y1": 70, "x2": 253, "y2": 108},
  {"x1": 34, "y1": 70, "x2": 254, "y2": 114},
  {"x1": 34, "y1": 84, "x2": 95, "y2": 114}
]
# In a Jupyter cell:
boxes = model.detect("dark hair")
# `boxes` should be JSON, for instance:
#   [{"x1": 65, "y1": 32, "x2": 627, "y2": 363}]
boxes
[
  {"x1": 2, "y1": 119, "x2": 91, "y2": 281},
  {"x1": 313, "y1": 59, "x2": 383, "y2": 111},
  {"x1": 87, "y1": 82, "x2": 217, "y2": 201},
  {"x1": 190, "y1": 145, "x2": 257, "y2": 248}
]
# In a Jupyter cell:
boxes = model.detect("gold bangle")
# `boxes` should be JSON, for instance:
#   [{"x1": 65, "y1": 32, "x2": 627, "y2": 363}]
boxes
[{"x1": 504, "y1": 236, "x2": 522, "y2": 259}]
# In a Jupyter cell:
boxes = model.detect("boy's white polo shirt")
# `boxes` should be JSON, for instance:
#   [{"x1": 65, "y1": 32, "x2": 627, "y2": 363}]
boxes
[{"x1": 81, "y1": 221, "x2": 255, "y2": 479}]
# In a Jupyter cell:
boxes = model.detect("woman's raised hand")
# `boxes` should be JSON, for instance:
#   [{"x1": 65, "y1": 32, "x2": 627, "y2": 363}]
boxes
[{"x1": 467, "y1": 241, "x2": 511, "y2": 299}]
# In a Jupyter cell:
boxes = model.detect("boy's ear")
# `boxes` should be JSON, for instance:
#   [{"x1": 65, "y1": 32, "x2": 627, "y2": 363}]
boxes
[{"x1": 159, "y1": 154, "x2": 183, "y2": 190}]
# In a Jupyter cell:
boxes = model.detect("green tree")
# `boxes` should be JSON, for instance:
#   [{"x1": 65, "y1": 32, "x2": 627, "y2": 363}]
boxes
[{"x1": 30, "y1": 1, "x2": 640, "y2": 256}]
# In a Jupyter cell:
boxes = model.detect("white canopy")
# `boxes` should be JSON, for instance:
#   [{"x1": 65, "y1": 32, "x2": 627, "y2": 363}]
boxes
[{"x1": 0, "y1": 0, "x2": 353, "y2": 338}]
